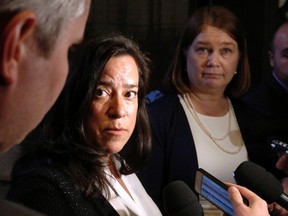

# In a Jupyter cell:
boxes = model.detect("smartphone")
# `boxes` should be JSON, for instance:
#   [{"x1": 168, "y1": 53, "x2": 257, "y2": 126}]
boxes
[
  {"x1": 195, "y1": 168, "x2": 237, "y2": 216},
  {"x1": 270, "y1": 139, "x2": 288, "y2": 155}
]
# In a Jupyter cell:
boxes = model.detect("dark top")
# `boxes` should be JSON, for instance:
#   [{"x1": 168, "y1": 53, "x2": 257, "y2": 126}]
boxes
[
  {"x1": 137, "y1": 90, "x2": 285, "y2": 211},
  {"x1": 7, "y1": 158, "x2": 119, "y2": 216},
  {"x1": 242, "y1": 73, "x2": 288, "y2": 176}
]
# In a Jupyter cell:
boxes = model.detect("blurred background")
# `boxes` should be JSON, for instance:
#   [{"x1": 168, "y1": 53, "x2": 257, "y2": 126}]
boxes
[{"x1": 85, "y1": 0, "x2": 286, "y2": 91}]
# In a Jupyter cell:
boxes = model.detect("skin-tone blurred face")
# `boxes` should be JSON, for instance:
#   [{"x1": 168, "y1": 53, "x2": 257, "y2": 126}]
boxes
[
  {"x1": 186, "y1": 25, "x2": 240, "y2": 94},
  {"x1": 0, "y1": 0, "x2": 91, "y2": 152},
  {"x1": 269, "y1": 23, "x2": 288, "y2": 84},
  {"x1": 84, "y1": 55, "x2": 139, "y2": 155}
]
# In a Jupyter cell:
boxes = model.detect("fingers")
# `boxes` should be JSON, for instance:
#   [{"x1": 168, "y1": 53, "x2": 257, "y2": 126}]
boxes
[
  {"x1": 228, "y1": 186, "x2": 243, "y2": 204},
  {"x1": 228, "y1": 186, "x2": 248, "y2": 216},
  {"x1": 227, "y1": 183, "x2": 258, "y2": 202},
  {"x1": 228, "y1": 185, "x2": 269, "y2": 216},
  {"x1": 272, "y1": 202, "x2": 288, "y2": 216},
  {"x1": 276, "y1": 154, "x2": 287, "y2": 170},
  {"x1": 229, "y1": 185, "x2": 264, "y2": 207}
]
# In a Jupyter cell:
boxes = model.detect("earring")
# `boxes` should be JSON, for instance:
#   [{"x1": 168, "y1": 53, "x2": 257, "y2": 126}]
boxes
[{"x1": 234, "y1": 71, "x2": 237, "y2": 75}]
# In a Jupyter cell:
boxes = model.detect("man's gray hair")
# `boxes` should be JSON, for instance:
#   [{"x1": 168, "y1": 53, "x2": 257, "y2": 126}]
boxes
[{"x1": 0, "y1": 0, "x2": 87, "y2": 56}]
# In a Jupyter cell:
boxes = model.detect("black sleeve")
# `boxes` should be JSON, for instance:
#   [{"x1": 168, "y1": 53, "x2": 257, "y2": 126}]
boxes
[
  {"x1": 8, "y1": 165, "x2": 120, "y2": 216},
  {"x1": 7, "y1": 175, "x2": 75, "y2": 216}
]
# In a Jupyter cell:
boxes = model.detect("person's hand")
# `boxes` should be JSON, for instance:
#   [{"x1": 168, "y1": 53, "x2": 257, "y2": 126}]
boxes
[
  {"x1": 276, "y1": 154, "x2": 288, "y2": 174},
  {"x1": 227, "y1": 184, "x2": 269, "y2": 216},
  {"x1": 270, "y1": 202, "x2": 288, "y2": 216},
  {"x1": 268, "y1": 177, "x2": 288, "y2": 216}
]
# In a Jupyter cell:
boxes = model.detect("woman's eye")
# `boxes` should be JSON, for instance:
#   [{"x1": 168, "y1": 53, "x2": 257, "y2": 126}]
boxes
[
  {"x1": 125, "y1": 91, "x2": 137, "y2": 99},
  {"x1": 221, "y1": 48, "x2": 232, "y2": 54},
  {"x1": 196, "y1": 48, "x2": 209, "y2": 55},
  {"x1": 95, "y1": 88, "x2": 108, "y2": 98}
]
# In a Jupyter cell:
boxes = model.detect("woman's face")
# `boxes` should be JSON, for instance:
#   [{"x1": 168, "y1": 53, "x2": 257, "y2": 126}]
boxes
[
  {"x1": 84, "y1": 55, "x2": 139, "y2": 154},
  {"x1": 186, "y1": 25, "x2": 240, "y2": 93}
]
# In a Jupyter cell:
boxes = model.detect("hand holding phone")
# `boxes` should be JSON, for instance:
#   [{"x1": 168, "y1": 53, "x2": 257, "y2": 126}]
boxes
[
  {"x1": 195, "y1": 168, "x2": 247, "y2": 216},
  {"x1": 227, "y1": 185, "x2": 269, "y2": 216}
]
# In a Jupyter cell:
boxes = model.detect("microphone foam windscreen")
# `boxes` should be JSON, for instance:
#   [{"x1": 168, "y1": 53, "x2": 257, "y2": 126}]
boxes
[
  {"x1": 234, "y1": 161, "x2": 283, "y2": 203},
  {"x1": 162, "y1": 180, "x2": 203, "y2": 216}
]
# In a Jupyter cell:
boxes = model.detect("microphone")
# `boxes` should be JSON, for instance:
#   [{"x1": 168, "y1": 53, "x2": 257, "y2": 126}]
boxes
[
  {"x1": 234, "y1": 161, "x2": 288, "y2": 210},
  {"x1": 162, "y1": 180, "x2": 204, "y2": 216}
]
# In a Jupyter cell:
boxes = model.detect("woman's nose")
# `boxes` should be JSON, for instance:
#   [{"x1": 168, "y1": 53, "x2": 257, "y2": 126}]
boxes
[
  {"x1": 207, "y1": 52, "x2": 220, "y2": 67},
  {"x1": 108, "y1": 96, "x2": 127, "y2": 118}
]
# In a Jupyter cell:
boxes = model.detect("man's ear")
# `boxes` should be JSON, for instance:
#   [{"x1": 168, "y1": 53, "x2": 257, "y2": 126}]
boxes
[
  {"x1": 0, "y1": 10, "x2": 36, "y2": 85},
  {"x1": 268, "y1": 50, "x2": 275, "y2": 68}
]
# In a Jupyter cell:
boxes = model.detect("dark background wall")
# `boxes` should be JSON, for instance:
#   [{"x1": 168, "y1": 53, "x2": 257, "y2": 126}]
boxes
[{"x1": 85, "y1": 0, "x2": 283, "y2": 91}]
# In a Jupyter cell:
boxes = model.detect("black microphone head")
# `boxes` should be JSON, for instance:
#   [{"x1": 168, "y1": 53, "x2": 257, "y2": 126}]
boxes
[
  {"x1": 162, "y1": 180, "x2": 204, "y2": 216},
  {"x1": 234, "y1": 161, "x2": 283, "y2": 203}
]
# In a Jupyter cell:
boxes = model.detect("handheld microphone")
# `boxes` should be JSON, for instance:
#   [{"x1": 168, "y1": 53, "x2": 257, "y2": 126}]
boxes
[
  {"x1": 234, "y1": 161, "x2": 288, "y2": 210},
  {"x1": 162, "y1": 180, "x2": 204, "y2": 216}
]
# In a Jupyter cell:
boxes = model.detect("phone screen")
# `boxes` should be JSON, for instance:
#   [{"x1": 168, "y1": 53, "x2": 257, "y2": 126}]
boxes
[
  {"x1": 195, "y1": 169, "x2": 236, "y2": 216},
  {"x1": 201, "y1": 175, "x2": 234, "y2": 216}
]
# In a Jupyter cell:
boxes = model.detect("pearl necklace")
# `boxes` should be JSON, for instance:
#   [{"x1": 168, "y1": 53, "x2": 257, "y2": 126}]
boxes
[{"x1": 183, "y1": 93, "x2": 243, "y2": 154}]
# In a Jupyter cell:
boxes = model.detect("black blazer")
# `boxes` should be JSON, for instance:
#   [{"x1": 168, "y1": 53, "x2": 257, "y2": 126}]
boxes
[
  {"x1": 7, "y1": 158, "x2": 119, "y2": 216},
  {"x1": 138, "y1": 92, "x2": 198, "y2": 211}
]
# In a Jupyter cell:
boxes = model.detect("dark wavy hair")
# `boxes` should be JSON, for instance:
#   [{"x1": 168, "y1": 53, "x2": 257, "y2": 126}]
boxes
[
  {"x1": 23, "y1": 33, "x2": 152, "y2": 198},
  {"x1": 164, "y1": 5, "x2": 250, "y2": 98}
]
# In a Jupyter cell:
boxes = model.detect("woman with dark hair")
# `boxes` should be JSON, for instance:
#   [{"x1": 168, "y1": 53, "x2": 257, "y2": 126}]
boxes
[
  {"x1": 7, "y1": 34, "x2": 162, "y2": 216},
  {"x1": 137, "y1": 5, "x2": 255, "y2": 214}
]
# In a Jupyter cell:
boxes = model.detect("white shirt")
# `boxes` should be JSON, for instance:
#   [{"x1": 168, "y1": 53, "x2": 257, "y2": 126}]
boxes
[
  {"x1": 179, "y1": 95, "x2": 248, "y2": 183},
  {"x1": 104, "y1": 167, "x2": 162, "y2": 216}
]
